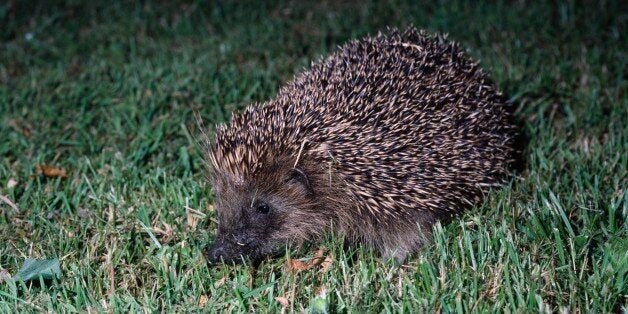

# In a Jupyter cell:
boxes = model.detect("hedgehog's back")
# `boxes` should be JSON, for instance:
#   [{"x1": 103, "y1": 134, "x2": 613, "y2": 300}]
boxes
[{"x1": 262, "y1": 27, "x2": 515, "y2": 210}]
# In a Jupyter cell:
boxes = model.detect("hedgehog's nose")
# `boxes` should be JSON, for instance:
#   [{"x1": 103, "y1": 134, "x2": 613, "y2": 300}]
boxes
[{"x1": 206, "y1": 244, "x2": 226, "y2": 264}]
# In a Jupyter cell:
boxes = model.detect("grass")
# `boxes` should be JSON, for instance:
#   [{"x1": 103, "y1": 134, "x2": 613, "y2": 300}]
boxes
[{"x1": 0, "y1": 0, "x2": 626, "y2": 312}]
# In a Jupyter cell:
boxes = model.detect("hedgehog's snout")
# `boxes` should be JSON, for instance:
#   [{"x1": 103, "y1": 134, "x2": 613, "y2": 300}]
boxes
[
  {"x1": 206, "y1": 238, "x2": 244, "y2": 265},
  {"x1": 206, "y1": 243, "x2": 225, "y2": 263},
  {"x1": 206, "y1": 230, "x2": 266, "y2": 265}
]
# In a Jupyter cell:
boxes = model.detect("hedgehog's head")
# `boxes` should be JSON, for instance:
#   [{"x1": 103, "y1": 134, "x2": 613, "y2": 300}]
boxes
[{"x1": 206, "y1": 159, "x2": 327, "y2": 264}]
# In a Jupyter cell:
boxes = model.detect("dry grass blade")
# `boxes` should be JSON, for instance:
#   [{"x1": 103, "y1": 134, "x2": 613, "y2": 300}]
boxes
[
  {"x1": 0, "y1": 195, "x2": 20, "y2": 212},
  {"x1": 274, "y1": 296, "x2": 289, "y2": 308},
  {"x1": 285, "y1": 248, "x2": 331, "y2": 273}
]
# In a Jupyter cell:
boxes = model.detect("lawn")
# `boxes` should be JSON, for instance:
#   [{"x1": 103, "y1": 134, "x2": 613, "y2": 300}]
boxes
[{"x1": 0, "y1": 0, "x2": 626, "y2": 312}]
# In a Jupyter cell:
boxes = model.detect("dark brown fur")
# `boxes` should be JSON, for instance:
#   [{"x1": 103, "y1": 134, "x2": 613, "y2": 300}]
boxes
[{"x1": 205, "y1": 27, "x2": 516, "y2": 264}]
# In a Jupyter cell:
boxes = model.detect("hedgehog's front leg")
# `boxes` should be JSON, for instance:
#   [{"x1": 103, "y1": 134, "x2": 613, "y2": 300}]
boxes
[{"x1": 380, "y1": 247, "x2": 410, "y2": 265}]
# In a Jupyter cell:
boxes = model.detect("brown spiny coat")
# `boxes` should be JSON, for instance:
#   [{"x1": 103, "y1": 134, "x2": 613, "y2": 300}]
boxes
[{"x1": 205, "y1": 27, "x2": 516, "y2": 264}]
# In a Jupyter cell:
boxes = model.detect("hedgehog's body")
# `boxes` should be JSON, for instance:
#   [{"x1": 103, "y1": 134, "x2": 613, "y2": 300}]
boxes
[{"x1": 206, "y1": 28, "x2": 516, "y2": 264}]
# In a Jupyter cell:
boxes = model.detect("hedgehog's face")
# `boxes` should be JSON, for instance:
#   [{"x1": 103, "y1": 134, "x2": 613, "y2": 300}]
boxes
[{"x1": 206, "y1": 163, "x2": 319, "y2": 265}]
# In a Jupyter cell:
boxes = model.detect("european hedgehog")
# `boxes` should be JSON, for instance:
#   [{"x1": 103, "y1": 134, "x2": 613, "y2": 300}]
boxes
[{"x1": 204, "y1": 27, "x2": 516, "y2": 264}]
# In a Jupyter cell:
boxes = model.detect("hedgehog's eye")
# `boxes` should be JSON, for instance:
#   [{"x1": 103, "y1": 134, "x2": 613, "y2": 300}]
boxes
[{"x1": 256, "y1": 202, "x2": 271, "y2": 214}]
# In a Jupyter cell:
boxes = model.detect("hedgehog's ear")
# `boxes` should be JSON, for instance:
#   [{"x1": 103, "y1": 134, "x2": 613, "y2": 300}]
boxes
[{"x1": 287, "y1": 167, "x2": 313, "y2": 197}]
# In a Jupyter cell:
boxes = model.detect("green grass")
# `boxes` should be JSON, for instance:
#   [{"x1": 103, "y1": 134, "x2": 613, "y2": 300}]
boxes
[{"x1": 0, "y1": 0, "x2": 626, "y2": 312}]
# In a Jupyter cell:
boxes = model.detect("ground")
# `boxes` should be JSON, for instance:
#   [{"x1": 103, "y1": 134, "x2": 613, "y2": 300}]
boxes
[{"x1": 0, "y1": 0, "x2": 626, "y2": 312}]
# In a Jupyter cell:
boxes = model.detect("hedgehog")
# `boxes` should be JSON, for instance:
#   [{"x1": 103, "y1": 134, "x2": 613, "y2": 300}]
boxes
[{"x1": 203, "y1": 27, "x2": 516, "y2": 264}]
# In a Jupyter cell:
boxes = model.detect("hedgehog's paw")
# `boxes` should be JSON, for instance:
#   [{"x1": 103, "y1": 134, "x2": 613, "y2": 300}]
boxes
[{"x1": 380, "y1": 247, "x2": 409, "y2": 265}]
